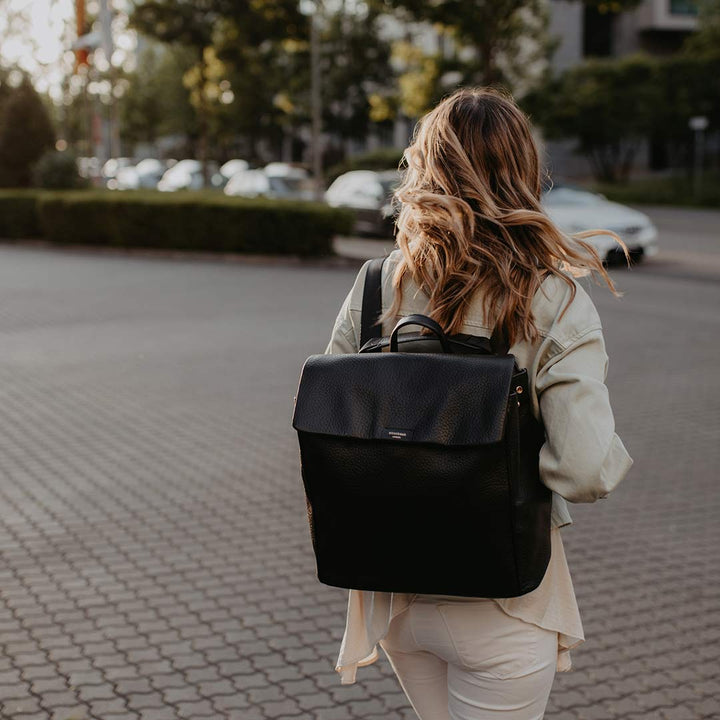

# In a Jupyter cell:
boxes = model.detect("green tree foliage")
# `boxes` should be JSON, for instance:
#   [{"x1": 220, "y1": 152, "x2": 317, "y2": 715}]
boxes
[
  {"x1": 319, "y1": 6, "x2": 395, "y2": 141},
  {"x1": 33, "y1": 150, "x2": 87, "y2": 189},
  {"x1": 0, "y1": 73, "x2": 55, "y2": 187},
  {"x1": 131, "y1": 0, "x2": 305, "y2": 47},
  {"x1": 390, "y1": 39, "x2": 443, "y2": 120},
  {"x1": 525, "y1": 11, "x2": 720, "y2": 183},
  {"x1": 372, "y1": 0, "x2": 554, "y2": 92},
  {"x1": 682, "y1": 0, "x2": 720, "y2": 57},
  {"x1": 130, "y1": 0, "x2": 306, "y2": 177},
  {"x1": 120, "y1": 43, "x2": 197, "y2": 145},
  {"x1": 212, "y1": 33, "x2": 286, "y2": 162},
  {"x1": 211, "y1": 29, "x2": 307, "y2": 163},
  {"x1": 211, "y1": 4, "x2": 395, "y2": 163},
  {"x1": 651, "y1": 54, "x2": 720, "y2": 169},
  {"x1": 580, "y1": 0, "x2": 643, "y2": 11},
  {"x1": 523, "y1": 54, "x2": 661, "y2": 182}
]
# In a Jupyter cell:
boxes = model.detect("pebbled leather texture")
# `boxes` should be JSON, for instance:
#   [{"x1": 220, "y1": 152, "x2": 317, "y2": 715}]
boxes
[
  {"x1": 292, "y1": 353, "x2": 516, "y2": 446},
  {"x1": 292, "y1": 317, "x2": 552, "y2": 598}
]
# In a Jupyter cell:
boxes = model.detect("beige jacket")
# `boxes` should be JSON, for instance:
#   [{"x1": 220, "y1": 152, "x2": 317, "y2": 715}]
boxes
[{"x1": 325, "y1": 249, "x2": 633, "y2": 527}]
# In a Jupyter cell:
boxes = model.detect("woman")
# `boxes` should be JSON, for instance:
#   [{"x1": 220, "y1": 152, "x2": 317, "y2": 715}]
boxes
[{"x1": 324, "y1": 86, "x2": 633, "y2": 719}]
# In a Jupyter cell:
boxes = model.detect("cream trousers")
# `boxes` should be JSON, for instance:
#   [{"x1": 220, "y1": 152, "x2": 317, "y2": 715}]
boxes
[{"x1": 378, "y1": 595, "x2": 558, "y2": 720}]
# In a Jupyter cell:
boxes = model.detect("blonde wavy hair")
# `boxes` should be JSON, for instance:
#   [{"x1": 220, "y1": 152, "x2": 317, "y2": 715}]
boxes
[{"x1": 381, "y1": 86, "x2": 628, "y2": 347}]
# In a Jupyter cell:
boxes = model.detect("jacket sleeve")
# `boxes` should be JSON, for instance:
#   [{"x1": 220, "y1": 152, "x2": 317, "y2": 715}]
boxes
[
  {"x1": 535, "y1": 326, "x2": 633, "y2": 503},
  {"x1": 324, "y1": 261, "x2": 371, "y2": 356}
]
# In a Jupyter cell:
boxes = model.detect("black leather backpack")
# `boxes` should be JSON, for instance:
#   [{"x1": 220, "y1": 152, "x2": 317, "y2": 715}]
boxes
[{"x1": 292, "y1": 257, "x2": 552, "y2": 598}]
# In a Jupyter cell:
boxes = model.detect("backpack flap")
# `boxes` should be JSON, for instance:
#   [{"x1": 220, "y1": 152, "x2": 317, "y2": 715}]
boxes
[{"x1": 292, "y1": 352, "x2": 516, "y2": 446}]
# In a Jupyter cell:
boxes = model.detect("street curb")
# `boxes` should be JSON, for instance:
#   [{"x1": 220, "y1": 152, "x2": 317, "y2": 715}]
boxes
[{"x1": 0, "y1": 237, "x2": 373, "y2": 270}]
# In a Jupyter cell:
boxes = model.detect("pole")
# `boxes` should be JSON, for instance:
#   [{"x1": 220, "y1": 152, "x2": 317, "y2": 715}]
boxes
[
  {"x1": 310, "y1": 1, "x2": 323, "y2": 202},
  {"x1": 693, "y1": 128, "x2": 704, "y2": 198},
  {"x1": 99, "y1": 0, "x2": 121, "y2": 159},
  {"x1": 689, "y1": 116, "x2": 708, "y2": 199},
  {"x1": 197, "y1": 47, "x2": 209, "y2": 188},
  {"x1": 82, "y1": 69, "x2": 91, "y2": 160}
]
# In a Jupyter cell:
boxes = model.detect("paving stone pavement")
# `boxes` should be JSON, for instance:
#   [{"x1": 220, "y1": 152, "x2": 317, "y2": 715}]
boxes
[{"x1": 0, "y1": 241, "x2": 718, "y2": 720}]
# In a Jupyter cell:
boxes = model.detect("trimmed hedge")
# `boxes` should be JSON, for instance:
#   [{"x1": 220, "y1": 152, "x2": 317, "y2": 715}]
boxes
[
  {"x1": 0, "y1": 190, "x2": 355, "y2": 256},
  {"x1": 0, "y1": 190, "x2": 43, "y2": 238},
  {"x1": 591, "y1": 173, "x2": 720, "y2": 208}
]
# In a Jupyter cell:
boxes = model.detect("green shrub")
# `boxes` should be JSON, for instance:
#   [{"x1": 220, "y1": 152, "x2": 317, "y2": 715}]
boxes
[
  {"x1": 591, "y1": 172, "x2": 720, "y2": 208},
  {"x1": 33, "y1": 150, "x2": 88, "y2": 189},
  {"x1": 0, "y1": 77, "x2": 55, "y2": 187},
  {"x1": 36, "y1": 191, "x2": 355, "y2": 256},
  {"x1": 0, "y1": 189, "x2": 43, "y2": 237}
]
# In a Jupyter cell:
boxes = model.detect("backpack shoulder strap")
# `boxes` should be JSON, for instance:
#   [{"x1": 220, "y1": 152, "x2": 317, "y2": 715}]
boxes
[
  {"x1": 360, "y1": 254, "x2": 510, "y2": 356},
  {"x1": 360, "y1": 256, "x2": 386, "y2": 349},
  {"x1": 489, "y1": 324, "x2": 510, "y2": 356}
]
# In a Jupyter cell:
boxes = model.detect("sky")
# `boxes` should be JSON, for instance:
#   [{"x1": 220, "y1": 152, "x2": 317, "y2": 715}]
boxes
[
  {"x1": 0, "y1": 0, "x2": 136, "y2": 102},
  {"x1": 1, "y1": 0, "x2": 353, "y2": 102}
]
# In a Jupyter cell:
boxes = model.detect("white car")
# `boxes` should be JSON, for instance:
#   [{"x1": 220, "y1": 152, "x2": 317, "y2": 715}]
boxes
[
  {"x1": 264, "y1": 162, "x2": 308, "y2": 179},
  {"x1": 113, "y1": 159, "x2": 166, "y2": 190},
  {"x1": 211, "y1": 159, "x2": 251, "y2": 189},
  {"x1": 157, "y1": 159, "x2": 215, "y2": 191},
  {"x1": 224, "y1": 167, "x2": 315, "y2": 200},
  {"x1": 324, "y1": 169, "x2": 400, "y2": 237},
  {"x1": 542, "y1": 185, "x2": 658, "y2": 263},
  {"x1": 102, "y1": 157, "x2": 133, "y2": 182},
  {"x1": 220, "y1": 159, "x2": 249, "y2": 179}
]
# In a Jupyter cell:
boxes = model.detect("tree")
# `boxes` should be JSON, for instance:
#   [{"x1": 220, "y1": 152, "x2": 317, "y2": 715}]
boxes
[
  {"x1": 371, "y1": 0, "x2": 554, "y2": 92},
  {"x1": 119, "y1": 43, "x2": 196, "y2": 147},
  {"x1": 650, "y1": 52, "x2": 720, "y2": 173},
  {"x1": 682, "y1": 0, "x2": 720, "y2": 58},
  {"x1": 392, "y1": 40, "x2": 442, "y2": 120},
  {"x1": 0, "y1": 74, "x2": 55, "y2": 187},
  {"x1": 523, "y1": 54, "x2": 660, "y2": 182},
  {"x1": 581, "y1": 0, "x2": 642, "y2": 8},
  {"x1": 211, "y1": 3, "x2": 395, "y2": 165},
  {"x1": 130, "y1": 0, "x2": 306, "y2": 180},
  {"x1": 318, "y1": 5, "x2": 395, "y2": 142}
]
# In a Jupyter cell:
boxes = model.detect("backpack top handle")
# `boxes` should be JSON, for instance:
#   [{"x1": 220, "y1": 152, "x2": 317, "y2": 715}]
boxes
[
  {"x1": 390, "y1": 315, "x2": 452, "y2": 353},
  {"x1": 360, "y1": 254, "x2": 510, "y2": 356}
]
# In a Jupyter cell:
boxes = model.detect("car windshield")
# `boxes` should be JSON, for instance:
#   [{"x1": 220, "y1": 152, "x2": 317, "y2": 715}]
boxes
[
  {"x1": 379, "y1": 178, "x2": 399, "y2": 196},
  {"x1": 136, "y1": 160, "x2": 162, "y2": 174},
  {"x1": 269, "y1": 176, "x2": 302, "y2": 194},
  {"x1": 542, "y1": 187, "x2": 605, "y2": 206}
]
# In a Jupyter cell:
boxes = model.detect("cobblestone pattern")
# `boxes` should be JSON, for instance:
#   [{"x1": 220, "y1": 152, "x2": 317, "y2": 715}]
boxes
[{"x1": 0, "y1": 244, "x2": 718, "y2": 719}]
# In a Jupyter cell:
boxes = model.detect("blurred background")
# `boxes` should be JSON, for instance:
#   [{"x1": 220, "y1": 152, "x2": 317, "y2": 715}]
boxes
[
  {"x1": 0, "y1": 2, "x2": 719, "y2": 720},
  {"x1": 0, "y1": 0, "x2": 718, "y2": 256}
]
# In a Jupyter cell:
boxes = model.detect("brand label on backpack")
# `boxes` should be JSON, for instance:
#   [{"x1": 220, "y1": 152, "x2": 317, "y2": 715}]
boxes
[{"x1": 383, "y1": 427, "x2": 414, "y2": 440}]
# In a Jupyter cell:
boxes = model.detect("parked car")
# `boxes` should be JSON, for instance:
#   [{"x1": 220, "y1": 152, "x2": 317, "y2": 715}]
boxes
[
  {"x1": 76, "y1": 156, "x2": 102, "y2": 181},
  {"x1": 224, "y1": 166, "x2": 315, "y2": 200},
  {"x1": 112, "y1": 159, "x2": 166, "y2": 190},
  {"x1": 324, "y1": 169, "x2": 401, "y2": 237},
  {"x1": 541, "y1": 184, "x2": 658, "y2": 264},
  {"x1": 102, "y1": 157, "x2": 133, "y2": 184},
  {"x1": 325, "y1": 171, "x2": 657, "y2": 261},
  {"x1": 220, "y1": 159, "x2": 250, "y2": 179},
  {"x1": 210, "y1": 159, "x2": 250, "y2": 190},
  {"x1": 264, "y1": 161, "x2": 308, "y2": 178},
  {"x1": 157, "y1": 159, "x2": 218, "y2": 191}
]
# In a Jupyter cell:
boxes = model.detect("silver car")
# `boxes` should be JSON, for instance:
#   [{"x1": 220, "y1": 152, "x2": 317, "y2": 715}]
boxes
[
  {"x1": 158, "y1": 160, "x2": 219, "y2": 191},
  {"x1": 224, "y1": 167, "x2": 315, "y2": 200},
  {"x1": 112, "y1": 159, "x2": 166, "y2": 190},
  {"x1": 324, "y1": 169, "x2": 401, "y2": 237},
  {"x1": 542, "y1": 185, "x2": 658, "y2": 264}
]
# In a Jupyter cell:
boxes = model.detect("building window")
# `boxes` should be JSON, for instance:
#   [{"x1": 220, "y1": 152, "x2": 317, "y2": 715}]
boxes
[
  {"x1": 583, "y1": 6, "x2": 613, "y2": 57},
  {"x1": 669, "y1": 0, "x2": 698, "y2": 15}
]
